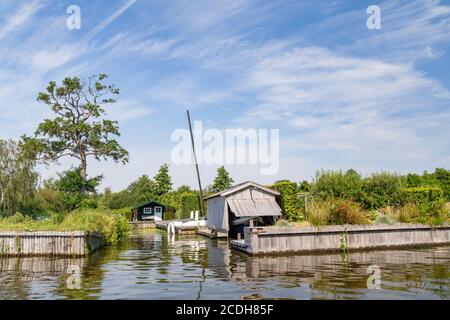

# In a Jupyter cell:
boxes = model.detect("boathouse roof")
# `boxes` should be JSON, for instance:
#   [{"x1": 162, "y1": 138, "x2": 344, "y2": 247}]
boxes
[{"x1": 204, "y1": 181, "x2": 280, "y2": 200}]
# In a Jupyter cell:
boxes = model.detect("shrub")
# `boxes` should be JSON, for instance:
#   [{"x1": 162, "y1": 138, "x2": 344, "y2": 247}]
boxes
[
  {"x1": 312, "y1": 169, "x2": 363, "y2": 201},
  {"x1": 104, "y1": 190, "x2": 134, "y2": 210},
  {"x1": 307, "y1": 200, "x2": 331, "y2": 226},
  {"x1": 327, "y1": 199, "x2": 366, "y2": 225},
  {"x1": 404, "y1": 186, "x2": 446, "y2": 223},
  {"x1": 180, "y1": 192, "x2": 199, "y2": 219},
  {"x1": 110, "y1": 207, "x2": 132, "y2": 221},
  {"x1": 360, "y1": 172, "x2": 405, "y2": 209},
  {"x1": 396, "y1": 203, "x2": 420, "y2": 223},
  {"x1": 307, "y1": 198, "x2": 365, "y2": 226},
  {"x1": 271, "y1": 180, "x2": 302, "y2": 221}
]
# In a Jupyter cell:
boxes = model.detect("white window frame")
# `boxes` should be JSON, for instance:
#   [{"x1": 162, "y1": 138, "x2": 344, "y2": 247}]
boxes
[
  {"x1": 154, "y1": 206, "x2": 162, "y2": 214},
  {"x1": 143, "y1": 207, "x2": 152, "y2": 215}
]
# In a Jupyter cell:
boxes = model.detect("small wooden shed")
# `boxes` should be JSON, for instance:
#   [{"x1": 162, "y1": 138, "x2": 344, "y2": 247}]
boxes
[
  {"x1": 204, "y1": 181, "x2": 282, "y2": 238},
  {"x1": 131, "y1": 201, "x2": 165, "y2": 222}
]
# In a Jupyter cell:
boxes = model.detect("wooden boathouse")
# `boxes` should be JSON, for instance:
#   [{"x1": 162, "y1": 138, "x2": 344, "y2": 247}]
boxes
[{"x1": 203, "y1": 181, "x2": 282, "y2": 238}]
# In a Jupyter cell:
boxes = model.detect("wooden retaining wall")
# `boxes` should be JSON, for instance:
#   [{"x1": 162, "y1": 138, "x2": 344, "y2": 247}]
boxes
[
  {"x1": 232, "y1": 224, "x2": 450, "y2": 255},
  {"x1": 0, "y1": 231, "x2": 103, "y2": 256},
  {"x1": 129, "y1": 221, "x2": 156, "y2": 229}
]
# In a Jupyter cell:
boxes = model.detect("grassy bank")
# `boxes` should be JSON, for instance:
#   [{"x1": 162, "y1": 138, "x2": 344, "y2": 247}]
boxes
[
  {"x1": 0, "y1": 210, "x2": 129, "y2": 245},
  {"x1": 297, "y1": 198, "x2": 450, "y2": 227}
]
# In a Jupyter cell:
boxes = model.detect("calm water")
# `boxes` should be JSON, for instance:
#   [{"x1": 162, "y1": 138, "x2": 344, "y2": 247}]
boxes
[{"x1": 0, "y1": 230, "x2": 449, "y2": 300}]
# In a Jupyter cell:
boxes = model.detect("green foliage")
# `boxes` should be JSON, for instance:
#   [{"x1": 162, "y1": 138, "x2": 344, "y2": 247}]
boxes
[
  {"x1": 404, "y1": 168, "x2": 450, "y2": 201},
  {"x1": 272, "y1": 180, "x2": 302, "y2": 221},
  {"x1": 312, "y1": 169, "x2": 363, "y2": 201},
  {"x1": 0, "y1": 209, "x2": 130, "y2": 245},
  {"x1": 403, "y1": 186, "x2": 447, "y2": 223},
  {"x1": 103, "y1": 190, "x2": 134, "y2": 210},
  {"x1": 180, "y1": 192, "x2": 200, "y2": 219},
  {"x1": 326, "y1": 199, "x2": 366, "y2": 225},
  {"x1": 404, "y1": 186, "x2": 444, "y2": 203},
  {"x1": 159, "y1": 192, "x2": 181, "y2": 213},
  {"x1": 55, "y1": 167, "x2": 102, "y2": 194},
  {"x1": 307, "y1": 200, "x2": 330, "y2": 226},
  {"x1": 109, "y1": 207, "x2": 132, "y2": 221},
  {"x1": 298, "y1": 180, "x2": 311, "y2": 192},
  {"x1": 53, "y1": 168, "x2": 101, "y2": 211},
  {"x1": 211, "y1": 166, "x2": 234, "y2": 192},
  {"x1": 20, "y1": 74, "x2": 128, "y2": 191},
  {"x1": 360, "y1": 172, "x2": 405, "y2": 209},
  {"x1": 153, "y1": 164, "x2": 173, "y2": 196},
  {"x1": 127, "y1": 175, "x2": 156, "y2": 205},
  {"x1": 307, "y1": 198, "x2": 366, "y2": 226},
  {"x1": 0, "y1": 139, "x2": 38, "y2": 215}
]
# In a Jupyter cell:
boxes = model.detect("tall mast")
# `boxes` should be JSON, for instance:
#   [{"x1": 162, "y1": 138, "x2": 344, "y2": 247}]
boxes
[{"x1": 186, "y1": 110, "x2": 204, "y2": 216}]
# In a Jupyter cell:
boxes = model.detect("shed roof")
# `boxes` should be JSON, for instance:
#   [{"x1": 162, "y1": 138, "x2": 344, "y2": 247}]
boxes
[
  {"x1": 204, "y1": 181, "x2": 279, "y2": 200},
  {"x1": 227, "y1": 198, "x2": 282, "y2": 217},
  {"x1": 132, "y1": 200, "x2": 165, "y2": 210}
]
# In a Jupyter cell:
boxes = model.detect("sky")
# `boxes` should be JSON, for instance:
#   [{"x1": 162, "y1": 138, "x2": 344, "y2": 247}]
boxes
[{"x1": 0, "y1": 0, "x2": 449, "y2": 191}]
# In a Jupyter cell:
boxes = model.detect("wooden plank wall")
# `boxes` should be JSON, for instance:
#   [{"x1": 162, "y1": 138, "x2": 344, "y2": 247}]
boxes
[
  {"x1": 240, "y1": 224, "x2": 450, "y2": 255},
  {"x1": 0, "y1": 232, "x2": 103, "y2": 256}
]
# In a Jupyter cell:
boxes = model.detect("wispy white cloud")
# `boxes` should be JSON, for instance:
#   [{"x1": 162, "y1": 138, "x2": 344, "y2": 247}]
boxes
[
  {"x1": 83, "y1": 0, "x2": 137, "y2": 42},
  {"x1": 0, "y1": 0, "x2": 43, "y2": 41}
]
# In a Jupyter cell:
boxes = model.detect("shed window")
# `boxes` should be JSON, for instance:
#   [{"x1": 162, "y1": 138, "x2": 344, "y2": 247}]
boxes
[
  {"x1": 143, "y1": 207, "x2": 152, "y2": 215},
  {"x1": 154, "y1": 207, "x2": 162, "y2": 214}
]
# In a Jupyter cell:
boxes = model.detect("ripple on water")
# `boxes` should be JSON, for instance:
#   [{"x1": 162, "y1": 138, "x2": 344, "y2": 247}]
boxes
[{"x1": 0, "y1": 233, "x2": 448, "y2": 300}]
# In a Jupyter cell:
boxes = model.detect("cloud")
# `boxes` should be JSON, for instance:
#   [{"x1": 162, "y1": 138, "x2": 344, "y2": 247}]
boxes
[
  {"x1": 105, "y1": 99, "x2": 152, "y2": 122},
  {"x1": 0, "y1": 0, "x2": 43, "y2": 41},
  {"x1": 83, "y1": 0, "x2": 137, "y2": 42}
]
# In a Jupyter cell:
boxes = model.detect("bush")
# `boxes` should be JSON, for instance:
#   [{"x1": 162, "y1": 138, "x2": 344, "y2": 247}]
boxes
[
  {"x1": 103, "y1": 190, "x2": 134, "y2": 210},
  {"x1": 271, "y1": 180, "x2": 302, "y2": 221},
  {"x1": 180, "y1": 192, "x2": 199, "y2": 219},
  {"x1": 327, "y1": 199, "x2": 366, "y2": 225},
  {"x1": 360, "y1": 172, "x2": 405, "y2": 209},
  {"x1": 110, "y1": 207, "x2": 132, "y2": 221},
  {"x1": 403, "y1": 186, "x2": 446, "y2": 223},
  {"x1": 307, "y1": 200, "x2": 331, "y2": 226},
  {"x1": 312, "y1": 170, "x2": 363, "y2": 201},
  {"x1": 307, "y1": 198, "x2": 366, "y2": 226}
]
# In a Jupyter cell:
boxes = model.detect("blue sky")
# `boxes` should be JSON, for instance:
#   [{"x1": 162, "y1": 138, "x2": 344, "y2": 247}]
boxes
[{"x1": 0, "y1": 0, "x2": 449, "y2": 191}]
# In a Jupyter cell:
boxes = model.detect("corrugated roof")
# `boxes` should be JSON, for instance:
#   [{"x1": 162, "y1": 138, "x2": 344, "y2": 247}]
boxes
[
  {"x1": 204, "y1": 181, "x2": 279, "y2": 200},
  {"x1": 227, "y1": 198, "x2": 282, "y2": 217}
]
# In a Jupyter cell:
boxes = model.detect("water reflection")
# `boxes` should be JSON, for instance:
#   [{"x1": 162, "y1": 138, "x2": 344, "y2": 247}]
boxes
[{"x1": 0, "y1": 230, "x2": 448, "y2": 300}]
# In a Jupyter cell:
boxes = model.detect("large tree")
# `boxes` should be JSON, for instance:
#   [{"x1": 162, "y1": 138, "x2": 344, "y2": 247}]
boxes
[
  {"x1": 211, "y1": 166, "x2": 234, "y2": 192},
  {"x1": 127, "y1": 175, "x2": 156, "y2": 205},
  {"x1": 154, "y1": 163, "x2": 173, "y2": 196},
  {"x1": 21, "y1": 74, "x2": 129, "y2": 193},
  {"x1": 0, "y1": 139, "x2": 38, "y2": 215}
]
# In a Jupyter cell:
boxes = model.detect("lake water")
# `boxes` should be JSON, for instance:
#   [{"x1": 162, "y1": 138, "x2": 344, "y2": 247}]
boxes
[{"x1": 0, "y1": 230, "x2": 449, "y2": 300}]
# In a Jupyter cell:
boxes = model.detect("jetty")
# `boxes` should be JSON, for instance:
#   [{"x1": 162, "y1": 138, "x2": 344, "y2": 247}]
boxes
[{"x1": 230, "y1": 224, "x2": 450, "y2": 255}]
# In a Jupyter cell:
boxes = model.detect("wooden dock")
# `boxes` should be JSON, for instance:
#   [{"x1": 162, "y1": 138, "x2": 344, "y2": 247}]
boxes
[
  {"x1": 231, "y1": 224, "x2": 450, "y2": 255},
  {"x1": 197, "y1": 228, "x2": 228, "y2": 239},
  {"x1": 129, "y1": 221, "x2": 156, "y2": 229}
]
